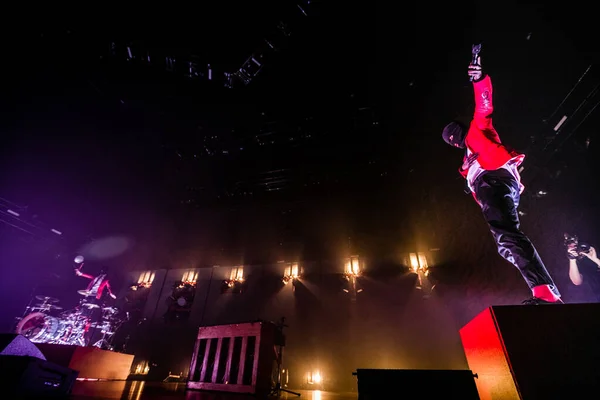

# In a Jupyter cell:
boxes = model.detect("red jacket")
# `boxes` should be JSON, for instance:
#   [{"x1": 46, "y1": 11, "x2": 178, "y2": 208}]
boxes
[
  {"x1": 79, "y1": 272, "x2": 112, "y2": 300},
  {"x1": 459, "y1": 75, "x2": 524, "y2": 178}
]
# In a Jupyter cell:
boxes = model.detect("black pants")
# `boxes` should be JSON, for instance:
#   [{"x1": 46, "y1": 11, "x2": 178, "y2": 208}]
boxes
[{"x1": 473, "y1": 169, "x2": 560, "y2": 296}]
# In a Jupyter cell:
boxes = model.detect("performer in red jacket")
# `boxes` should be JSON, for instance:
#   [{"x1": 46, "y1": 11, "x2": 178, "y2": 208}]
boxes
[
  {"x1": 75, "y1": 267, "x2": 117, "y2": 301},
  {"x1": 442, "y1": 56, "x2": 562, "y2": 305}
]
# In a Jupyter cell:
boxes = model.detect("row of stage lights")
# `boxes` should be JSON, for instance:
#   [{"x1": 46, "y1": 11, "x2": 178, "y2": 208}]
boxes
[{"x1": 132, "y1": 252, "x2": 433, "y2": 297}]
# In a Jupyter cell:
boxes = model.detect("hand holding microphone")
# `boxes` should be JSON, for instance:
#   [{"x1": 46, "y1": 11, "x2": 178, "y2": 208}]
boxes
[
  {"x1": 468, "y1": 59, "x2": 483, "y2": 82},
  {"x1": 469, "y1": 44, "x2": 482, "y2": 82}
]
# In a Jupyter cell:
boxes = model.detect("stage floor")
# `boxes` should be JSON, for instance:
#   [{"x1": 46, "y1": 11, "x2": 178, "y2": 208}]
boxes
[{"x1": 70, "y1": 381, "x2": 357, "y2": 400}]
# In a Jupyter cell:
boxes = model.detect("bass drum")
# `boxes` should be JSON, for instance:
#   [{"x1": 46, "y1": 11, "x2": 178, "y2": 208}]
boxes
[{"x1": 15, "y1": 312, "x2": 60, "y2": 343}]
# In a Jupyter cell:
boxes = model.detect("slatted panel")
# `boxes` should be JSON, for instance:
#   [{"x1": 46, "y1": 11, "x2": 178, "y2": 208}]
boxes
[{"x1": 187, "y1": 322, "x2": 275, "y2": 395}]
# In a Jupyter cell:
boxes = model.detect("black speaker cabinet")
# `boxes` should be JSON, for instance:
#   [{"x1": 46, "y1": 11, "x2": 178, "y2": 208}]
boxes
[
  {"x1": 353, "y1": 368, "x2": 480, "y2": 399},
  {"x1": 0, "y1": 334, "x2": 78, "y2": 397}
]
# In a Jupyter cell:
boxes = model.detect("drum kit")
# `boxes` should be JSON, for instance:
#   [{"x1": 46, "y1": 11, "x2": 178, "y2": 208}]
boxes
[{"x1": 15, "y1": 291, "x2": 126, "y2": 350}]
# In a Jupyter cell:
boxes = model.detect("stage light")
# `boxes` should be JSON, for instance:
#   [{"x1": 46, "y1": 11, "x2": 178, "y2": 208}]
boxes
[
  {"x1": 133, "y1": 361, "x2": 150, "y2": 375},
  {"x1": 185, "y1": 56, "x2": 202, "y2": 79},
  {"x1": 408, "y1": 252, "x2": 433, "y2": 297},
  {"x1": 74, "y1": 255, "x2": 84, "y2": 264},
  {"x1": 344, "y1": 255, "x2": 361, "y2": 277},
  {"x1": 137, "y1": 271, "x2": 155, "y2": 288},
  {"x1": 343, "y1": 256, "x2": 363, "y2": 302},
  {"x1": 230, "y1": 266, "x2": 244, "y2": 282},
  {"x1": 553, "y1": 115, "x2": 568, "y2": 131},
  {"x1": 51, "y1": 229, "x2": 62, "y2": 235},
  {"x1": 223, "y1": 266, "x2": 245, "y2": 291},
  {"x1": 166, "y1": 56, "x2": 175, "y2": 72},
  {"x1": 409, "y1": 253, "x2": 419, "y2": 272},
  {"x1": 181, "y1": 270, "x2": 198, "y2": 286},
  {"x1": 237, "y1": 54, "x2": 264, "y2": 85},
  {"x1": 408, "y1": 252, "x2": 429, "y2": 274},
  {"x1": 7, "y1": 209, "x2": 19, "y2": 217},
  {"x1": 282, "y1": 262, "x2": 301, "y2": 285},
  {"x1": 306, "y1": 370, "x2": 323, "y2": 387}
]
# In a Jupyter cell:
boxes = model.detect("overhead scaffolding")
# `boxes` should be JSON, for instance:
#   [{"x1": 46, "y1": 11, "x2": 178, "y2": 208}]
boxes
[
  {"x1": 520, "y1": 63, "x2": 600, "y2": 203},
  {"x1": 104, "y1": 1, "x2": 317, "y2": 89}
]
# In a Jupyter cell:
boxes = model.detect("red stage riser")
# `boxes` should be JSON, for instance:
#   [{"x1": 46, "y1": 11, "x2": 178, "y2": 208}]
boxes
[
  {"x1": 35, "y1": 344, "x2": 134, "y2": 380},
  {"x1": 460, "y1": 304, "x2": 600, "y2": 399}
]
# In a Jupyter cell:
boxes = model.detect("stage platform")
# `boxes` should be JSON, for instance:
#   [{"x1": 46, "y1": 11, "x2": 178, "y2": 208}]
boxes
[
  {"x1": 70, "y1": 381, "x2": 356, "y2": 399},
  {"x1": 7, "y1": 303, "x2": 598, "y2": 399},
  {"x1": 460, "y1": 303, "x2": 600, "y2": 399},
  {"x1": 36, "y1": 344, "x2": 134, "y2": 380}
]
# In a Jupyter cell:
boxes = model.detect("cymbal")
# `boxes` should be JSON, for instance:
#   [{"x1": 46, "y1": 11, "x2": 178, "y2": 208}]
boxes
[
  {"x1": 81, "y1": 303, "x2": 100, "y2": 309},
  {"x1": 35, "y1": 295, "x2": 59, "y2": 303},
  {"x1": 33, "y1": 303, "x2": 63, "y2": 310},
  {"x1": 77, "y1": 290, "x2": 92, "y2": 296}
]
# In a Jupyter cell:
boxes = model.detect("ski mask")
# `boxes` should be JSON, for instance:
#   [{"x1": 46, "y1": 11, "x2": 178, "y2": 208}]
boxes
[{"x1": 442, "y1": 121, "x2": 467, "y2": 149}]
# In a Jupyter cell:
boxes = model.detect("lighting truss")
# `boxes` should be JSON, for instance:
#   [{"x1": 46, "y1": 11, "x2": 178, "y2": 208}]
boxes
[
  {"x1": 0, "y1": 196, "x2": 64, "y2": 243},
  {"x1": 104, "y1": 1, "x2": 317, "y2": 88},
  {"x1": 520, "y1": 64, "x2": 600, "y2": 199}
]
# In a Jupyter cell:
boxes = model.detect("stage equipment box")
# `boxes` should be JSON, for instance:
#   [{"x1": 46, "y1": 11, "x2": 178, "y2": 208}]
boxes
[
  {"x1": 36, "y1": 344, "x2": 134, "y2": 380},
  {"x1": 460, "y1": 304, "x2": 600, "y2": 400},
  {"x1": 353, "y1": 368, "x2": 480, "y2": 399},
  {"x1": 188, "y1": 321, "x2": 276, "y2": 395}
]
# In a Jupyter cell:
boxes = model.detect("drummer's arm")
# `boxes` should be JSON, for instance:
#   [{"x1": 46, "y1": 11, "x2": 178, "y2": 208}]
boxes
[
  {"x1": 104, "y1": 281, "x2": 117, "y2": 299},
  {"x1": 74, "y1": 269, "x2": 94, "y2": 279}
]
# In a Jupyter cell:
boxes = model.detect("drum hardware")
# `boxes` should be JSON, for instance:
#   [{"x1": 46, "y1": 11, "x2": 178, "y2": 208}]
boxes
[
  {"x1": 102, "y1": 306, "x2": 118, "y2": 315},
  {"x1": 16, "y1": 276, "x2": 124, "y2": 349},
  {"x1": 35, "y1": 295, "x2": 59, "y2": 303},
  {"x1": 31, "y1": 303, "x2": 63, "y2": 311},
  {"x1": 16, "y1": 301, "x2": 125, "y2": 348},
  {"x1": 90, "y1": 312, "x2": 126, "y2": 351}
]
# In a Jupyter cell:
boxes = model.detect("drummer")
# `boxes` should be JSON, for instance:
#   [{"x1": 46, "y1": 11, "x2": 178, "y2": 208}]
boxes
[{"x1": 75, "y1": 267, "x2": 117, "y2": 301}]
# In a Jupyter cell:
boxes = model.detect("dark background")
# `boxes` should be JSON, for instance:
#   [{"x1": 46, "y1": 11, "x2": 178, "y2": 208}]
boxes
[{"x1": 1, "y1": 0, "x2": 600, "y2": 387}]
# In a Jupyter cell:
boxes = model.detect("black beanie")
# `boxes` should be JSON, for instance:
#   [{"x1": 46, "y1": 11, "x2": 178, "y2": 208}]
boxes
[{"x1": 442, "y1": 121, "x2": 467, "y2": 148}]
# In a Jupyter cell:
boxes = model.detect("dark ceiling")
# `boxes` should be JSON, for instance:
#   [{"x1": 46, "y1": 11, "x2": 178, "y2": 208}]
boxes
[{"x1": 1, "y1": 1, "x2": 600, "y2": 263}]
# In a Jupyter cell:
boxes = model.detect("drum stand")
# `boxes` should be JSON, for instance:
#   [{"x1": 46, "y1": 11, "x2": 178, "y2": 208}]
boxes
[
  {"x1": 269, "y1": 317, "x2": 300, "y2": 398},
  {"x1": 92, "y1": 331, "x2": 113, "y2": 350}
]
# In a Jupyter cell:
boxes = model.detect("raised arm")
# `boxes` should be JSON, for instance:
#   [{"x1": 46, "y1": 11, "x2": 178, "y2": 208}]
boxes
[
  {"x1": 468, "y1": 58, "x2": 494, "y2": 131},
  {"x1": 75, "y1": 269, "x2": 94, "y2": 280},
  {"x1": 581, "y1": 246, "x2": 600, "y2": 267},
  {"x1": 102, "y1": 280, "x2": 117, "y2": 299},
  {"x1": 568, "y1": 259, "x2": 583, "y2": 286},
  {"x1": 473, "y1": 76, "x2": 493, "y2": 119}
]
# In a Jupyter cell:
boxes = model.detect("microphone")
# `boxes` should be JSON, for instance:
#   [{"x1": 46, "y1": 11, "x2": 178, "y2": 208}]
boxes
[{"x1": 470, "y1": 44, "x2": 482, "y2": 82}]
